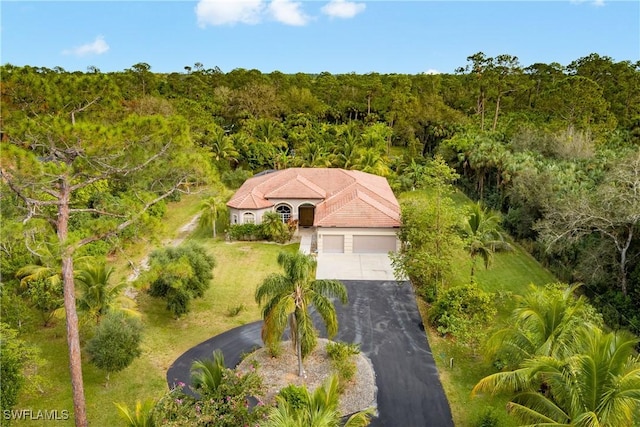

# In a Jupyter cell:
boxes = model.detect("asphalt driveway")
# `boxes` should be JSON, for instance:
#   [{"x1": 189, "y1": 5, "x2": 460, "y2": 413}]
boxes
[{"x1": 166, "y1": 280, "x2": 453, "y2": 427}]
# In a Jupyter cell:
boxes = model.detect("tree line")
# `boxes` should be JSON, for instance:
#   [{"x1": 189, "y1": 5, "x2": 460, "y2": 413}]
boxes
[{"x1": 1, "y1": 52, "x2": 639, "y2": 426}]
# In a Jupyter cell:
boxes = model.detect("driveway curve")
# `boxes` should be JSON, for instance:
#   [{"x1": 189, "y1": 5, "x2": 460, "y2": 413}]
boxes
[{"x1": 166, "y1": 280, "x2": 454, "y2": 427}]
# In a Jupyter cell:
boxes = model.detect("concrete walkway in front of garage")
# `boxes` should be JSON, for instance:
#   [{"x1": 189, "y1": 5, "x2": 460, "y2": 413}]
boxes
[{"x1": 316, "y1": 253, "x2": 399, "y2": 281}]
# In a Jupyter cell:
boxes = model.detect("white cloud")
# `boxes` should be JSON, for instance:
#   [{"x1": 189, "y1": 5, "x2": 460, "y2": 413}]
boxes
[
  {"x1": 195, "y1": 0, "x2": 265, "y2": 27},
  {"x1": 268, "y1": 0, "x2": 309, "y2": 26},
  {"x1": 321, "y1": 0, "x2": 366, "y2": 19},
  {"x1": 62, "y1": 35, "x2": 109, "y2": 57},
  {"x1": 424, "y1": 69, "x2": 441, "y2": 75}
]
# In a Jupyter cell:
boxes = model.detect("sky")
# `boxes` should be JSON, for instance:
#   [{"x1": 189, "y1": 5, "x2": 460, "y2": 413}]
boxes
[{"x1": 1, "y1": 0, "x2": 639, "y2": 75}]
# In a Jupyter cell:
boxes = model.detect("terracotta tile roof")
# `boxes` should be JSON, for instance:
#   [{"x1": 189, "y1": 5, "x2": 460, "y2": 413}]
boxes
[{"x1": 227, "y1": 168, "x2": 401, "y2": 228}]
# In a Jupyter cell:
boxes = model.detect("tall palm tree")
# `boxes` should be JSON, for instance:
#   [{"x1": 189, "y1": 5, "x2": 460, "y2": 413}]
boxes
[
  {"x1": 463, "y1": 202, "x2": 510, "y2": 279},
  {"x1": 473, "y1": 328, "x2": 640, "y2": 426},
  {"x1": 485, "y1": 283, "x2": 598, "y2": 369},
  {"x1": 75, "y1": 261, "x2": 138, "y2": 324},
  {"x1": 199, "y1": 195, "x2": 223, "y2": 238},
  {"x1": 264, "y1": 375, "x2": 374, "y2": 427},
  {"x1": 255, "y1": 252, "x2": 347, "y2": 377}
]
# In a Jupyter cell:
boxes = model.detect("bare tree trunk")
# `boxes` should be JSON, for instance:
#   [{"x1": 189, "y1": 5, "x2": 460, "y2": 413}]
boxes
[
  {"x1": 619, "y1": 228, "x2": 633, "y2": 296},
  {"x1": 58, "y1": 176, "x2": 88, "y2": 427},
  {"x1": 492, "y1": 95, "x2": 501, "y2": 131},
  {"x1": 290, "y1": 312, "x2": 303, "y2": 377}
]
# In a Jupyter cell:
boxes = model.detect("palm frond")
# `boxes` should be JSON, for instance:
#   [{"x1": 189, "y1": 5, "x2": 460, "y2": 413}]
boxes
[{"x1": 190, "y1": 350, "x2": 225, "y2": 395}]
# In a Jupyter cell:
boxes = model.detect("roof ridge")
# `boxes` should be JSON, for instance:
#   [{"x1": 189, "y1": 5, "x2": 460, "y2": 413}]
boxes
[
  {"x1": 294, "y1": 174, "x2": 327, "y2": 198},
  {"x1": 355, "y1": 188, "x2": 400, "y2": 220}
]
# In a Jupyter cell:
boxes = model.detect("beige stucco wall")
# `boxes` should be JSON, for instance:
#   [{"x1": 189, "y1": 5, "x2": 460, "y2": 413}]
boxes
[{"x1": 229, "y1": 198, "x2": 321, "y2": 225}]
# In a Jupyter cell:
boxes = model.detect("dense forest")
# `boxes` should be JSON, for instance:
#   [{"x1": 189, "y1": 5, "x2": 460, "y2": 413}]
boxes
[{"x1": 1, "y1": 52, "x2": 639, "y2": 426}]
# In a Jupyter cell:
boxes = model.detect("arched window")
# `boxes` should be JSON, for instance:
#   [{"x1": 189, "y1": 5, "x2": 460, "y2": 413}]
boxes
[
  {"x1": 243, "y1": 212, "x2": 255, "y2": 224},
  {"x1": 275, "y1": 204, "x2": 291, "y2": 223}
]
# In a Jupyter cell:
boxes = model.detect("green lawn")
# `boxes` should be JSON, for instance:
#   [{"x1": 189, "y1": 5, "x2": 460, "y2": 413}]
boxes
[{"x1": 16, "y1": 194, "x2": 298, "y2": 426}]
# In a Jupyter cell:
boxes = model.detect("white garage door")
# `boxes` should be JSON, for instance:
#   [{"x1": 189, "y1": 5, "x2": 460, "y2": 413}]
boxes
[
  {"x1": 323, "y1": 235, "x2": 344, "y2": 253},
  {"x1": 353, "y1": 235, "x2": 397, "y2": 254}
]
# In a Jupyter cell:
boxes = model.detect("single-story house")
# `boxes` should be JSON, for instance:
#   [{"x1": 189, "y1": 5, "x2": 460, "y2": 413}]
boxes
[{"x1": 226, "y1": 168, "x2": 401, "y2": 254}]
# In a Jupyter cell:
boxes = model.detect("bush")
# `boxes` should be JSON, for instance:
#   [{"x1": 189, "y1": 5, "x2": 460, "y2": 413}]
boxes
[
  {"x1": 1, "y1": 324, "x2": 25, "y2": 418},
  {"x1": 86, "y1": 312, "x2": 143, "y2": 380},
  {"x1": 226, "y1": 304, "x2": 245, "y2": 317},
  {"x1": 474, "y1": 407, "x2": 502, "y2": 427},
  {"x1": 228, "y1": 223, "x2": 265, "y2": 241},
  {"x1": 278, "y1": 384, "x2": 307, "y2": 411},
  {"x1": 153, "y1": 367, "x2": 266, "y2": 426},
  {"x1": 145, "y1": 243, "x2": 216, "y2": 317},
  {"x1": 429, "y1": 284, "x2": 496, "y2": 350},
  {"x1": 326, "y1": 341, "x2": 360, "y2": 393}
]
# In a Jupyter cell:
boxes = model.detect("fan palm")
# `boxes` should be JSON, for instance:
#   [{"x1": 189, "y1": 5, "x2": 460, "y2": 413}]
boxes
[
  {"x1": 473, "y1": 328, "x2": 640, "y2": 426},
  {"x1": 264, "y1": 375, "x2": 374, "y2": 427},
  {"x1": 255, "y1": 252, "x2": 347, "y2": 377},
  {"x1": 463, "y1": 202, "x2": 511, "y2": 279}
]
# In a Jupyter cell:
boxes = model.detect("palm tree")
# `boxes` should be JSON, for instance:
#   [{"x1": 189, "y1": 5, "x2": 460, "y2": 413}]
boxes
[
  {"x1": 75, "y1": 261, "x2": 138, "y2": 324},
  {"x1": 354, "y1": 148, "x2": 390, "y2": 176},
  {"x1": 333, "y1": 127, "x2": 360, "y2": 169},
  {"x1": 264, "y1": 375, "x2": 374, "y2": 427},
  {"x1": 463, "y1": 202, "x2": 510, "y2": 279},
  {"x1": 199, "y1": 195, "x2": 224, "y2": 238},
  {"x1": 485, "y1": 283, "x2": 598, "y2": 369},
  {"x1": 473, "y1": 328, "x2": 640, "y2": 426},
  {"x1": 210, "y1": 131, "x2": 239, "y2": 165},
  {"x1": 262, "y1": 211, "x2": 292, "y2": 244},
  {"x1": 16, "y1": 263, "x2": 64, "y2": 326},
  {"x1": 255, "y1": 252, "x2": 347, "y2": 377}
]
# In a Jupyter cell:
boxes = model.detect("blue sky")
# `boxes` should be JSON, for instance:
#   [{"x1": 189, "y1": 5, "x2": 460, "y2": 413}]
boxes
[{"x1": 2, "y1": 1, "x2": 638, "y2": 74}]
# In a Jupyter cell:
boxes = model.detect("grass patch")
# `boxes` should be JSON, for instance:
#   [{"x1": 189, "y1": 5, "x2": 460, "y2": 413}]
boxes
[{"x1": 15, "y1": 193, "x2": 298, "y2": 426}]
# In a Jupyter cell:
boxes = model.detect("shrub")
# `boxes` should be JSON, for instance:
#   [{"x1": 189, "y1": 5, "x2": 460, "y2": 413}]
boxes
[
  {"x1": 326, "y1": 341, "x2": 360, "y2": 393},
  {"x1": 153, "y1": 362, "x2": 266, "y2": 426},
  {"x1": 1, "y1": 324, "x2": 25, "y2": 418},
  {"x1": 228, "y1": 223, "x2": 265, "y2": 241},
  {"x1": 429, "y1": 284, "x2": 496, "y2": 350},
  {"x1": 144, "y1": 243, "x2": 216, "y2": 317},
  {"x1": 474, "y1": 407, "x2": 502, "y2": 427},
  {"x1": 226, "y1": 303, "x2": 245, "y2": 317},
  {"x1": 277, "y1": 384, "x2": 307, "y2": 411},
  {"x1": 86, "y1": 312, "x2": 143, "y2": 381}
]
